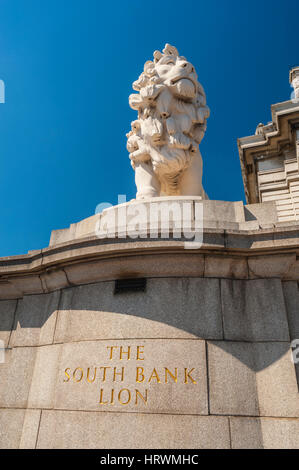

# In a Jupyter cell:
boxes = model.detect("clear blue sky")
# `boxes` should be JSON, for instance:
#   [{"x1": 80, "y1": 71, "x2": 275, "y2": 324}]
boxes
[{"x1": 0, "y1": 0, "x2": 298, "y2": 256}]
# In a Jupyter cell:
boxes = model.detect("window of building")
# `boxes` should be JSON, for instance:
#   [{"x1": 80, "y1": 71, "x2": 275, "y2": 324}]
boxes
[{"x1": 257, "y1": 155, "x2": 284, "y2": 172}]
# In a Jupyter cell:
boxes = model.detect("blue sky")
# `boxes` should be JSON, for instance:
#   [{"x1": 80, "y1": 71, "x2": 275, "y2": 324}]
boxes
[{"x1": 0, "y1": 0, "x2": 298, "y2": 256}]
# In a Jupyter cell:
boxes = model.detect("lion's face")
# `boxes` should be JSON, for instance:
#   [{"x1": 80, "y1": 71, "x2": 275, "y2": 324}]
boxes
[{"x1": 154, "y1": 55, "x2": 198, "y2": 99}]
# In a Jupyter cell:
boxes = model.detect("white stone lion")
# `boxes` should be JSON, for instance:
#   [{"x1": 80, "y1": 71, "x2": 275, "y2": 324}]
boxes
[{"x1": 127, "y1": 44, "x2": 210, "y2": 199}]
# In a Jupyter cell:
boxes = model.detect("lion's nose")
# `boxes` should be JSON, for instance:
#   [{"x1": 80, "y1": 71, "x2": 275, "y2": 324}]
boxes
[{"x1": 180, "y1": 61, "x2": 193, "y2": 73}]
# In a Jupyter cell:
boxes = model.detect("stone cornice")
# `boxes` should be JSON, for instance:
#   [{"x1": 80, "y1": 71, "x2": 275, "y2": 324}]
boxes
[
  {"x1": 238, "y1": 100, "x2": 299, "y2": 203},
  {"x1": 0, "y1": 225, "x2": 298, "y2": 299}
]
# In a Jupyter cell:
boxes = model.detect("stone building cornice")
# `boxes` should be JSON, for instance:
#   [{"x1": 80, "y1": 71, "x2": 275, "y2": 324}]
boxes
[
  {"x1": 0, "y1": 218, "x2": 298, "y2": 299},
  {"x1": 238, "y1": 100, "x2": 299, "y2": 203}
]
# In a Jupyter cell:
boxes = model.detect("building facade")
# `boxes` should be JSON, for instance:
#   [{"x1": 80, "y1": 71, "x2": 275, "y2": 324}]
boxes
[{"x1": 238, "y1": 67, "x2": 299, "y2": 222}]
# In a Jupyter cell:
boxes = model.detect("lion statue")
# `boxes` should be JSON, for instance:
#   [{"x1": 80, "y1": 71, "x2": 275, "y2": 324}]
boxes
[{"x1": 126, "y1": 44, "x2": 210, "y2": 199}]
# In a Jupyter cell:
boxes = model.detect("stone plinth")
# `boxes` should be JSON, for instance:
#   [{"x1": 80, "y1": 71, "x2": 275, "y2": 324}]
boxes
[{"x1": 0, "y1": 198, "x2": 299, "y2": 449}]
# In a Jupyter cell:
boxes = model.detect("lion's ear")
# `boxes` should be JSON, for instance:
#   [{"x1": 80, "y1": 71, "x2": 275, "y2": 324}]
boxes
[
  {"x1": 153, "y1": 50, "x2": 162, "y2": 63},
  {"x1": 163, "y1": 44, "x2": 179, "y2": 57},
  {"x1": 144, "y1": 60, "x2": 155, "y2": 77}
]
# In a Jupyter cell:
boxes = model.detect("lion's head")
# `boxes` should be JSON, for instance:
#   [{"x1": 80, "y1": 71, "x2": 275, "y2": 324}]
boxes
[{"x1": 127, "y1": 44, "x2": 210, "y2": 195}]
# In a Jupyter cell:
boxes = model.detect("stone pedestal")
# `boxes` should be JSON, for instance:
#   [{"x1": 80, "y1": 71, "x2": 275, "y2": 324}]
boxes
[{"x1": 0, "y1": 198, "x2": 299, "y2": 449}]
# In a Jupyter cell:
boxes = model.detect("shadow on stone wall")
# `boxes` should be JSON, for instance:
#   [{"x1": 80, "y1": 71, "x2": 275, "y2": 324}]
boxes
[{"x1": 0, "y1": 277, "x2": 297, "y2": 376}]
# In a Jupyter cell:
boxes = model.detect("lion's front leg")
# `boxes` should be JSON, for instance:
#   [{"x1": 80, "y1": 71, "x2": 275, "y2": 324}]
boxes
[
  {"x1": 134, "y1": 161, "x2": 161, "y2": 199},
  {"x1": 179, "y1": 150, "x2": 206, "y2": 198}
]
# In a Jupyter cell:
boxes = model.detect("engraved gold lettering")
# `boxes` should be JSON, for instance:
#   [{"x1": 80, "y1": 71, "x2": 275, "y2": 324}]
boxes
[
  {"x1": 73, "y1": 367, "x2": 84, "y2": 383},
  {"x1": 110, "y1": 388, "x2": 115, "y2": 405},
  {"x1": 63, "y1": 368, "x2": 71, "y2": 382},
  {"x1": 120, "y1": 346, "x2": 131, "y2": 360},
  {"x1": 135, "y1": 389, "x2": 148, "y2": 405},
  {"x1": 99, "y1": 388, "x2": 108, "y2": 405},
  {"x1": 165, "y1": 367, "x2": 178, "y2": 383},
  {"x1": 100, "y1": 366, "x2": 111, "y2": 382},
  {"x1": 148, "y1": 368, "x2": 161, "y2": 383},
  {"x1": 113, "y1": 367, "x2": 125, "y2": 382},
  {"x1": 184, "y1": 368, "x2": 197, "y2": 384},
  {"x1": 99, "y1": 388, "x2": 115, "y2": 405},
  {"x1": 86, "y1": 367, "x2": 97, "y2": 383},
  {"x1": 136, "y1": 346, "x2": 144, "y2": 361},
  {"x1": 118, "y1": 388, "x2": 131, "y2": 405},
  {"x1": 107, "y1": 346, "x2": 118, "y2": 360},
  {"x1": 136, "y1": 367, "x2": 145, "y2": 383}
]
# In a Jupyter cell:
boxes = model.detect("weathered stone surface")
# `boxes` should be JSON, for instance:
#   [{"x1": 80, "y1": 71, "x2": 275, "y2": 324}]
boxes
[
  {"x1": 261, "y1": 418, "x2": 299, "y2": 449},
  {"x1": 283, "y1": 259, "x2": 299, "y2": 280},
  {"x1": 8, "y1": 275, "x2": 44, "y2": 295},
  {"x1": 54, "y1": 278, "x2": 223, "y2": 342},
  {"x1": 0, "y1": 409, "x2": 26, "y2": 449},
  {"x1": 0, "y1": 344, "x2": 63, "y2": 411},
  {"x1": 203, "y1": 201, "x2": 243, "y2": 224},
  {"x1": 255, "y1": 342, "x2": 299, "y2": 417},
  {"x1": 36, "y1": 411, "x2": 230, "y2": 449},
  {"x1": 54, "y1": 339, "x2": 208, "y2": 415},
  {"x1": 0, "y1": 408, "x2": 41, "y2": 449},
  {"x1": 74, "y1": 213, "x2": 101, "y2": 240},
  {"x1": 201, "y1": 229, "x2": 225, "y2": 250},
  {"x1": 274, "y1": 228, "x2": 299, "y2": 251},
  {"x1": 226, "y1": 230, "x2": 275, "y2": 251},
  {"x1": 107, "y1": 197, "x2": 202, "y2": 237},
  {"x1": 64, "y1": 253, "x2": 205, "y2": 286},
  {"x1": 238, "y1": 220, "x2": 259, "y2": 230},
  {"x1": 19, "y1": 410, "x2": 41, "y2": 449},
  {"x1": 49, "y1": 225, "x2": 77, "y2": 246},
  {"x1": 248, "y1": 254, "x2": 296, "y2": 279},
  {"x1": 9, "y1": 291, "x2": 60, "y2": 347},
  {"x1": 0, "y1": 280, "x2": 21, "y2": 300},
  {"x1": 0, "y1": 347, "x2": 37, "y2": 408},
  {"x1": 28, "y1": 345, "x2": 62, "y2": 409},
  {"x1": 1, "y1": 225, "x2": 299, "y2": 298},
  {"x1": 0, "y1": 299, "x2": 17, "y2": 346},
  {"x1": 201, "y1": 220, "x2": 240, "y2": 230},
  {"x1": 204, "y1": 256, "x2": 248, "y2": 279},
  {"x1": 244, "y1": 202, "x2": 278, "y2": 225},
  {"x1": 208, "y1": 341, "x2": 258, "y2": 416},
  {"x1": 230, "y1": 417, "x2": 263, "y2": 449},
  {"x1": 283, "y1": 281, "x2": 299, "y2": 385},
  {"x1": 208, "y1": 341, "x2": 299, "y2": 417},
  {"x1": 53, "y1": 200, "x2": 252, "y2": 247},
  {"x1": 40, "y1": 269, "x2": 69, "y2": 292},
  {"x1": 230, "y1": 417, "x2": 299, "y2": 449},
  {"x1": 221, "y1": 279, "x2": 290, "y2": 341},
  {"x1": 282, "y1": 281, "x2": 299, "y2": 339}
]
